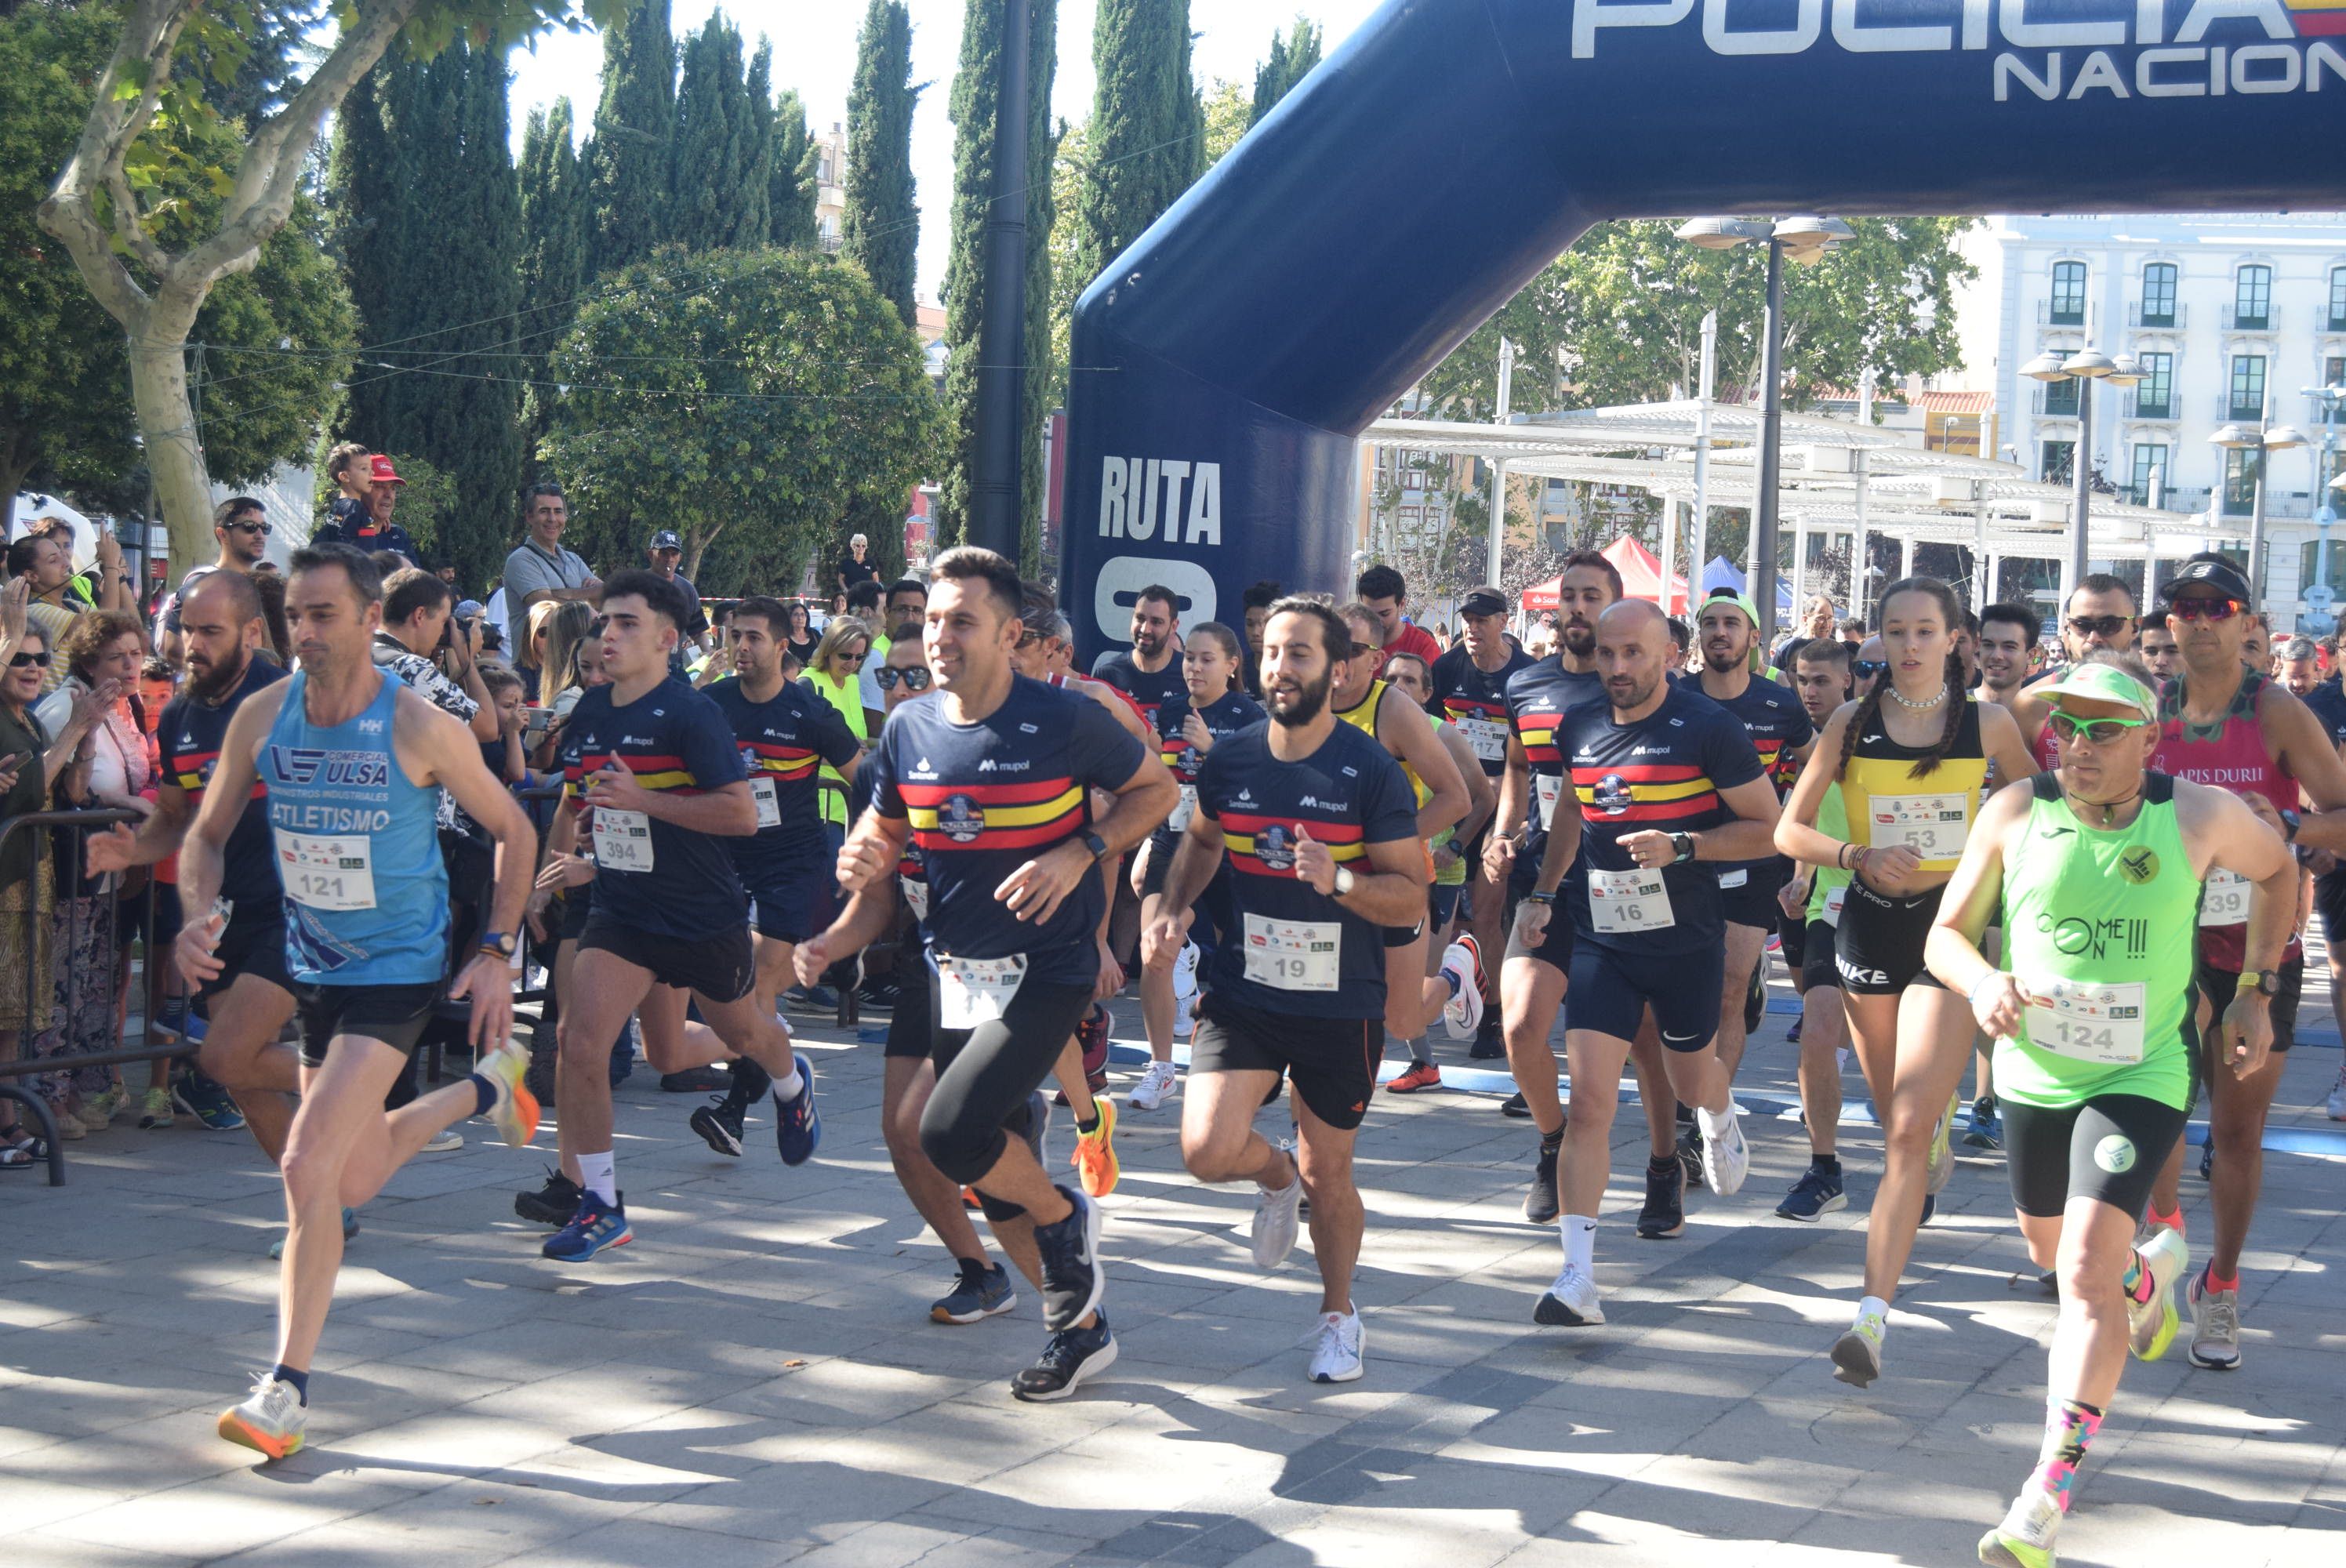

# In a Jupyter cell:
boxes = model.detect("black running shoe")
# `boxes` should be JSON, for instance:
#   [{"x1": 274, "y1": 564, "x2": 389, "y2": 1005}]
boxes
[
  {"x1": 1743, "y1": 959, "x2": 1767, "y2": 1035},
  {"x1": 856, "y1": 978, "x2": 900, "y2": 1014},
  {"x1": 1524, "y1": 1137, "x2": 1561, "y2": 1224},
  {"x1": 659, "y1": 1065, "x2": 728, "y2": 1093},
  {"x1": 515, "y1": 1167, "x2": 583, "y2": 1226},
  {"x1": 1468, "y1": 1015, "x2": 1505, "y2": 1061},
  {"x1": 728, "y1": 1055, "x2": 772, "y2": 1105},
  {"x1": 1077, "y1": 1004, "x2": 1111, "y2": 1080},
  {"x1": 689, "y1": 1094, "x2": 746, "y2": 1157},
  {"x1": 1676, "y1": 1124, "x2": 1704, "y2": 1192},
  {"x1": 1500, "y1": 1091, "x2": 1531, "y2": 1119},
  {"x1": 1032, "y1": 1185, "x2": 1105, "y2": 1331},
  {"x1": 1774, "y1": 1161, "x2": 1847, "y2": 1221},
  {"x1": 1010, "y1": 1312, "x2": 1118, "y2": 1403},
  {"x1": 1636, "y1": 1155, "x2": 1685, "y2": 1240}
]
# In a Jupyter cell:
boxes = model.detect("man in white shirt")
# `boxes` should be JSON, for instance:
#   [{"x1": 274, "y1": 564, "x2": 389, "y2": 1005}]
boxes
[{"x1": 499, "y1": 481, "x2": 599, "y2": 652}]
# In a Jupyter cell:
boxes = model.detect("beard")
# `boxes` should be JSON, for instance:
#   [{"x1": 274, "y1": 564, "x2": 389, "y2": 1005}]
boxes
[
  {"x1": 1268, "y1": 670, "x2": 1331, "y2": 727},
  {"x1": 1560, "y1": 622, "x2": 1596, "y2": 657},
  {"x1": 187, "y1": 648, "x2": 249, "y2": 703},
  {"x1": 1701, "y1": 645, "x2": 1747, "y2": 673}
]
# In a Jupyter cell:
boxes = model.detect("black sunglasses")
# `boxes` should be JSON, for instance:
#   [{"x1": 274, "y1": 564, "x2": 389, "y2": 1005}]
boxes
[
  {"x1": 1851, "y1": 659, "x2": 1887, "y2": 681},
  {"x1": 874, "y1": 665, "x2": 932, "y2": 692},
  {"x1": 2066, "y1": 615, "x2": 2132, "y2": 638},
  {"x1": 227, "y1": 520, "x2": 271, "y2": 536},
  {"x1": 9, "y1": 649, "x2": 51, "y2": 669}
]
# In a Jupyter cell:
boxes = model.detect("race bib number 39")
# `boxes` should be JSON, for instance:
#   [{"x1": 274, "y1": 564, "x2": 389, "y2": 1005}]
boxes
[
  {"x1": 274, "y1": 830, "x2": 377, "y2": 911},
  {"x1": 1873, "y1": 793, "x2": 1970, "y2": 859},
  {"x1": 1241, "y1": 914, "x2": 1340, "y2": 992},
  {"x1": 2199, "y1": 868, "x2": 2250, "y2": 928},
  {"x1": 2021, "y1": 978, "x2": 2147, "y2": 1065},
  {"x1": 1589, "y1": 866, "x2": 1674, "y2": 934},
  {"x1": 937, "y1": 952, "x2": 1026, "y2": 1029},
  {"x1": 595, "y1": 808, "x2": 656, "y2": 873}
]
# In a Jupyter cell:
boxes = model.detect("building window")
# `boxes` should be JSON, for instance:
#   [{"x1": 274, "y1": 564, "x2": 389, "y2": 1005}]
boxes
[
  {"x1": 2043, "y1": 376, "x2": 2079, "y2": 417},
  {"x1": 2134, "y1": 350, "x2": 2173, "y2": 419},
  {"x1": 2141, "y1": 263, "x2": 2177, "y2": 328},
  {"x1": 2330, "y1": 267, "x2": 2346, "y2": 333},
  {"x1": 2049, "y1": 260, "x2": 2087, "y2": 325},
  {"x1": 2301, "y1": 541, "x2": 2346, "y2": 598},
  {"x1": 2222, "y1": 448, "x2": 2258, "y2": 517},
  {"x1": 2234, "y1": 264, "x2": 2272, "y2": 330},
  {"x1": 2040, "y1": 440, "x2": 2075, "y2": 485},
  {"x1": 2128, "y1": 443, "x2": 2168, "y2": 506},
  {"x1": 2230, "y1": 354, "x2": 2267, "y2": 420}
]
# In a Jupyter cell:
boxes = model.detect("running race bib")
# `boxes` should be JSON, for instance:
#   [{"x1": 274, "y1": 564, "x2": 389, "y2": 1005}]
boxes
[
  {"x1": 899, "y1": 875, "x2": 930, "y2": 922},
  {"x1": 1821, "y1": 883, "x2": 1849, "y2": 928},
  {"x1": 750, "y1": 775, "x2": 781, "y2": 830},
  {"x1": 2021, "y1": 978, "x2": 2147, "y2": 1065},
  {"x1": 595, "y1": 808, "x2": 656, "y2": 873},
  {"x1": 1589, "y1": 867, "x2": 1674, "y2": 933},
  {"x1": 2199, "y1": 868, "x2": 2250, "y2": 927},
  {"x1": 1461, "y1": 717, "x2": 1507, "y2": 764},
  {"x1": 1241, "y1": 913, "x2": 1341, "y2": 992},
  {"x1": 1168, "y1": 783, "x2": 1197, "y2": 834},
  {"x1": 937, "y1": 952, "x2": 1026, "y2": 1028},
  {"x1": 1717, "y1": 868, "x2": 1749, "y2": 889},
  {"x1": 1534, "y1": 772, "x2": 1562, "y2": 829},
  {"x1": 274, "y1": 830, "x2": 376, "y2": 911},
  {"x1": 1872, "y1": 793, "x2": 1970, "y2": 859}
]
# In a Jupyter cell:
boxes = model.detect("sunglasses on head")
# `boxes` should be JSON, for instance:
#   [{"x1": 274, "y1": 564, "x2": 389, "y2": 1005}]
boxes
[
  {"x1": 9, "y1": 649, "x2": 50, "y2": 669},
  {"x1": 2167, "y1": 597, "x2": 2242, "y2": 622},
  {"x1": 2049, "y1": 710, "x2": 2152, "y2": 745},
  {"x1": 1851, "y1": 659, "x2": 1887, "y2": 681},
  {"x1": 874, "y1": 664, "x2": 932, "y2": 692},
  {"x1": 2066, "y1": 615, "x2": 2131, "y2": 637}
]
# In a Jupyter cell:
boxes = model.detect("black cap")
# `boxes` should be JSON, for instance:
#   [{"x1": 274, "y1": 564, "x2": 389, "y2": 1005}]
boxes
[
  {"x1": 1461, "y1": 588, "x2": 1509, "y2": 618},
  {"x1": 2157, "y1": 556, "x2": 2253, "y2": 606},
  {"x1": 648, "y1": 529, "x2": 683, "y2": 551}
]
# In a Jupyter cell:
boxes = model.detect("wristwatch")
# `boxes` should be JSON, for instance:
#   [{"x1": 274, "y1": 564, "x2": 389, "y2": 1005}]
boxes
[
  {"x1": 2279, "y1": 808, "x2": 2302, "y2": 844},
  {"x1": 1080, "y1": 829, "x2": 1110, "y2": 864},
  {"x1": 1333, "y1": 866, "x2": 1356, "y2": 897},
  {"x1": 2236, "y1": 968, "x2": 2279, "y2": 998},
  {"x1": 1523, "y1": 889, "x2": 1556, "y2": 906},
  {"x1": 1669, "y1": 831, "x2": 1696, "y2": 864},
  {"x1": 478, "y1": 931, "x2": 517, "y2": 960}
]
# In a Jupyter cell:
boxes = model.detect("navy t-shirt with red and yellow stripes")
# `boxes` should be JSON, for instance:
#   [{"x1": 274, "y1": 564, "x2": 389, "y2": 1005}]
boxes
[
  {"x1": 1701, "y1": 670, "x2": 1813, "y2": 905},
  {"x1": 1502, "y1": 658, "x2": 1607, "y2": 864},
  {"x1": 703, "y1": 675, "x2": 862, "y2": 884},
  {"x1": 1191, "y1": 719, "x2": 1420, "y2": 1019},
  {"x1": 159, "y1": 658, "x2": 287, "y2": 909},
  {"x1": 562, "y1": 675, "x2": 752, "y2": 939},
  {"x1": 1559, "y1": 684, "x2": 1764, "y2": 956},
  {"x1": 1150, "y1": 687, "x2": 1264, "y2": 856},
  {"x1": 865, "y1": 674, "x2": 1147, "y2": 987},
  {"x1": 1433, "y1": 642, "x2": 1533, "y2": 779}
]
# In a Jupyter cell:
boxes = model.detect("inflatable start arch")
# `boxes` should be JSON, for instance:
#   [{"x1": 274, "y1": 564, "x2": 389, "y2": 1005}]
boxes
[{"x1": 1062, "y1": 0, "x2": 2344, "y2": 655}]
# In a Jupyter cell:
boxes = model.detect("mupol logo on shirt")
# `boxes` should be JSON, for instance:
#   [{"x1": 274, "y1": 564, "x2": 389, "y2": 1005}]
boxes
[
  {"x1": 941, "y1": 795, "x2": 986, "y2": 843},
  {"x1": 1592, "y1": 773, "x2": 1634, "y2": 815}
]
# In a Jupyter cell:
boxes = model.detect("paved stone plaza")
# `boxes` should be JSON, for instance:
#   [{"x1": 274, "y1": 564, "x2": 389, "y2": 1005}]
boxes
[{"x1": 4, "y1": 981, "x2": 2343, "y2": 1568}]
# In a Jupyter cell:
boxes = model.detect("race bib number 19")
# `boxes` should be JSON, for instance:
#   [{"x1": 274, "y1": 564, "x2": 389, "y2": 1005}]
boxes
[{"x1": 1241, "y1": 914, "x2": 1341, "y2": 992}]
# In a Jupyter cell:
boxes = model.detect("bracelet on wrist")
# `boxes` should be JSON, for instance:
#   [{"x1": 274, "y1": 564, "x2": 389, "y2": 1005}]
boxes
[{"x1": 1966, "y1": 971, "x2": 2002, "y2": 1008}]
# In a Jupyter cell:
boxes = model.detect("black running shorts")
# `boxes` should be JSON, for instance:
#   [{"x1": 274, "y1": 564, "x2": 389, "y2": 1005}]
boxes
[
  {"x1": 1833, "y1": 880, "x2": 1946, "y2": 996},
  {"x1": 579, "y1": 914, "x2": 756, "y2": 1004},
  {"x1": 1189, "y1": 989, "x2": 1378, "y2": 1131},
  {"x1": 293, "y1": 982, "x2": 440, "y2": 1069},
  {"x1": 2001, "y1": 1093, "x2": 2189, "y2": 1221}
]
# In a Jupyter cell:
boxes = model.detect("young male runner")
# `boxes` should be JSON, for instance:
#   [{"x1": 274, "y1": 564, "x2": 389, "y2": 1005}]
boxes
[
  {"x1": 543, "y1": 572, "x2": 818, "y2": 1261},
  {"x1": 195, "y1": 545, "x2": 539, "y2": 1459},
  {"x1": 800, "y1": 546, "x2": 1176, "y2": 1401},
  {"x1": 1927, "y1": 656, "x2": 2293, "y2": 1568},
  {"x1": 1976, "y1": 602, "x2": 2039, "y2": 713},
  {"x1": 1433, "y1": 586, "x2": 1534, "y2": 1058},
  {"x1": 2011, "y1": 575, "x2": 2139, "y2": 768},
  {"x1": 1091, "y1": 585, "x2": 1186, "y2": 731},
  {"x1": 1516, "y1": 599, "x2": 1775, "y2": 1327},
  {"x1": 691, "y1": 596, "x2": 865, "y2": 1154},
  {"x1": 1147, "y1": 597, "x2": 1426, "y2": 1382}
]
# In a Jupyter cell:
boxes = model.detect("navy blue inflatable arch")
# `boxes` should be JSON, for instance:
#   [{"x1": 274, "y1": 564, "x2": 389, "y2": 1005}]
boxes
[{"x1": 1063, "y1": 0, "x2": 2344, "y2": 656}]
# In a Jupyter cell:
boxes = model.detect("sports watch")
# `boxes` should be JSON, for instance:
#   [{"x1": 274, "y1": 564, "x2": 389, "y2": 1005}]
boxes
[
  {"x1": 2236, "y1": 968, "x2": 2279, "y2": 998},
  {"x1": 1080, "y1": 829, "x2": 1110, "y2": 864},
  {"x1": 1333, "y1": 866, "x2": 1356, "y2": 897},
  {"x1": 478, "y1": 931, "x2": 517, "y2": 960}
]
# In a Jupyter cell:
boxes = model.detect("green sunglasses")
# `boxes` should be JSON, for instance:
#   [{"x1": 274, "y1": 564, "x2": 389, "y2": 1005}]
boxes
[{"x1": 2049, "y1": 710, "x2": 2153, "y2": 745}]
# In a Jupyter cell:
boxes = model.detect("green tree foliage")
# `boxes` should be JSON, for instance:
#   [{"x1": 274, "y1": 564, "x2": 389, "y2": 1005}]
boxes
[
  {"x1": 669, "y1": 13, "x2": 766, "y2": 253},
  {"x1": 766, "y1": 82, "x2": 819, "y2": 251},
  {"x1": 539, "y1": 247, "x2": 944, "y2": 596},
  {"x1": 1200, "y1": 78, "x2": 1247, "y2": 165},
  {"x1": 1247, "y1": 16, "x2": 1320, "y2": 127},
  {"x1": 328, "y1": 38, "x2": 524, "y2": 586},
  {"x1": 518, "y1": 96, "x2": 588, "y2": 436},
  {"x1": 584, "y1": 0, "x2": 675, "y2": 279},
  {"x1": 842, "y1": 0, "x2": 920, "y2": 328},
  {"x1": 1073, "y1": 0, "x2": 1200, "y2": 305},
  {"x1": 1043, "y1": 114, "x2": 1088, "y2": 409},
  {"x1": 936, "y1": 0, "x2": 1059, "y2": 569}
]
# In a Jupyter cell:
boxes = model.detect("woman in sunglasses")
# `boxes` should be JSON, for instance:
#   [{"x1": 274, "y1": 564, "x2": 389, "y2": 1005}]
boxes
[
  {"x1": 1778, "y1": 576, "x2": 2039, "y2": 1389},
  {"x1": 1923, "y1": 654, "x2": 2293, "y2": 1568}
]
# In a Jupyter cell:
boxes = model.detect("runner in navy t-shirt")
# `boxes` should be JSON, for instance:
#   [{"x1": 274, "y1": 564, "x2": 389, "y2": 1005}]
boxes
[
  {"x1": 800, "y1": 547, "x2": 1175, "y2": 1403},
  {"x1": 1088, "y1": 585, "x2": 1186, "y2": 733},
  {"x1": 1432, "y1": 586, "x2": 1534, "y2": 1055},
  {"x1": 545, "y1": 572, "x2": 822, "y2": 1261},
  {"x1": 1516, "y1": 600, "x2": 1781, "y2": 1331},
  {"x1": 1146, "y1": 597, "x2": 1426, "y2": 1386}
]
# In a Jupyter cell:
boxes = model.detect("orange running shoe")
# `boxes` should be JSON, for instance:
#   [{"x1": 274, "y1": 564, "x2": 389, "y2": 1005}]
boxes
[{"x1": 1070, "y1": 1095, "x2": 1120, "y2": 1198}]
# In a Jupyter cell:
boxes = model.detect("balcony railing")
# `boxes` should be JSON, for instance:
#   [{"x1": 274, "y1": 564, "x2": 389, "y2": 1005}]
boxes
[
  {"x1": 2221, "y1": 391, "x2": 2268, "y2": 421},
  {"x1": 2129, "y1": 300, "x2": 2183, "y2": 329},
  {"x1": 2221, "y1": 303, "x2": 2275, "y2": 332},
  {"x1": 2037, "y1": 299, "x2": 2086, "y2": 326},
  {"x1": 2033, "y1": 385, "x2": 2079, "y2": 418},
  {"x1": 2123, "y1": 394, "x2": 2175, "y2": 421}
]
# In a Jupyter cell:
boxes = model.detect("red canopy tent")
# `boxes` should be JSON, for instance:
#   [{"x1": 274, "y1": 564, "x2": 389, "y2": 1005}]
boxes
[{"x1": 1520, "y1": 535, "x2": 1688, "y2": 614}]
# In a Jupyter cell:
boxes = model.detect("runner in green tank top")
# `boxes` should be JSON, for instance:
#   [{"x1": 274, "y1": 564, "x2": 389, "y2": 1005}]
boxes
[{"x1": 1923, "y1": 658, "x2": 2295, "y2": 1568}]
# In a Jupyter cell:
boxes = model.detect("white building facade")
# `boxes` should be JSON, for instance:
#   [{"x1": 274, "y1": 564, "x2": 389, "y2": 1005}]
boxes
[{"x1": 1954, "y1": 212, "x2": 2346, "y2": 625}]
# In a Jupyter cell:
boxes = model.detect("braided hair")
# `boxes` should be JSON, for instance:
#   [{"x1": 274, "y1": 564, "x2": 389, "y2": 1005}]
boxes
[{"x1": 1835, "y1": 576, "x2": 1968, "y2": 782}]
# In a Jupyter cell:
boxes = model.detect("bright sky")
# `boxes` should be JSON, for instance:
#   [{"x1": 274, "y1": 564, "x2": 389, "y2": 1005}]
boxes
[{"x1": 507, "y1": 0, "x2": 1384, "y2": 305}]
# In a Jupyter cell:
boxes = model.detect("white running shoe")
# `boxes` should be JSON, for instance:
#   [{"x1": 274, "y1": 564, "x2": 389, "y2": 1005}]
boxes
[
  {"x1": 217, "y1": 1373, "x2": 307, "y2": 1460},
  {"x1": 1128, "y1": 1060, "x2": 1179, "y2": 1112},
  {"x1": 1832, "y1": 1312, "x2": 1885, "y2": 1388},
  {"x1": 2126, "y1": 1227, "x2": 2188, "y2": 1361},
  {"x1": 2187, "y1": 1269, "x2": 2242, "y2": 1370},
  {"x1": 1976, "y1": 1483, "x2": 2061, "y2": 1568},
  {"x1": 1173, "y1": 993, "x2": 1195, "y2": 1040},
  {"x1": 1701, "y1": 1104, "x2": 1749, "y2": 1196},
  {"x1": 1306, "y1": 1308, "x2": 1365, "y2": 1383},
  {"x1": 1171, "y1": 940, "x2": 1200, "y2": 1004},
  {"x1": 1533, "y1": 1264, "x2": 1603, "y2": 1326},
  {"x1": 1925, "y1": 1093, "x2": 1956, "y2": 1195},
  {"x1": 2328, "y1": 1061, "x2": 2346, "y2": 1121},
  {"x1": 1438, "y1": 938, "x2": 1484, "y2": 1041},
  {"x1": 1251, "y1": 1175, "x2": 1303, "y2": 1269},
  {"x1": 475, "y1": 1040, "x2": 542, "y2": 1149},
  {"x1": 421, "y1": 1129, "x2": 464, "y2": 1153}
]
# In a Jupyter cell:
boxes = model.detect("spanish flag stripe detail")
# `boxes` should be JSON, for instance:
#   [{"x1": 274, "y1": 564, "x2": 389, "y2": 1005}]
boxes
[
  {"x1": 168, "y1": 749, "x2": 269, "y2": 802},
  {"x1": 1573, "y1": 777, "x2": 1715, "y2": 804},
  {"x1": 1587, "y1": 764, "x2": 1705, "y2": 782},
  {"x1": 1217, "y1": 811, "x2": 1364, "y2": 844},
  {"x1": 1443, "y1": 698, "x2": 1505, "y2": 720},
  {"x1": 568, "y1": 752, "x2": 706, "y2": 797},
  {"x1": 912, "y1": 821, "x2": 1079, "y2": 852},
  {"x1": 906, "y1": 787, "x2": 1084, "y2": 831},
  {"x1": 1581, "y1": 797, "x2": 1721, "y2": 822},
  {"x1": 896, "y1": 778, "x2": 1077, "y2": 808},
  {"x1": 1221, "y1": 834, "x2": 1369, "y2": 870}
]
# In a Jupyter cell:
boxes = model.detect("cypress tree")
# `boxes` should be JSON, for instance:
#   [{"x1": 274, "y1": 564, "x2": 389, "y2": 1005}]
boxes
[
  {"x1": 842, "y1": 0, "x2": 920, "y2": 328},
  {"x1": 518, "y1": 97, "x2": 587, "y2": 441},
  {"x1": 1075, "y1": 0, "x2": 1200, "y2": 291},
  {"x1": 1249, "y1": 18, "x2": 1321, "y2": 126},
  {"x1": 938, "y1": 0, "x2": 1059, "y2": 568},
  {"x1": 743, "y1": 39, "x2": 780, "y2": 248},
  {"x1": 767, "y1": 85, "x2": 820, "y2": 250},
  {"x1": 669, "y1": 15, "x2": 765, "y2": 253},
  {"x1": 584, "y1": 0, "x2": 676, "y2": 278}
]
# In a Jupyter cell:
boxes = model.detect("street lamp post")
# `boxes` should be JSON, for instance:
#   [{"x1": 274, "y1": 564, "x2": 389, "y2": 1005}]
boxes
[
  {"x1": 1673, "y1": 214, "x2": 1853, "y2": 651},
  {"x1": 2211, "y1": 397, "x2": 2310, "y2": 605},
  {"x1": 2021, "y1": 344, "x2": 2143, "y2": 602}
]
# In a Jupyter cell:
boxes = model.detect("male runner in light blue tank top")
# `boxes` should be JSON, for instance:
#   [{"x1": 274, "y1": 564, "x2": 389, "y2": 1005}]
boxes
[{"x1": 179, "y1": 545, "x2": 544, "y2": 1462}]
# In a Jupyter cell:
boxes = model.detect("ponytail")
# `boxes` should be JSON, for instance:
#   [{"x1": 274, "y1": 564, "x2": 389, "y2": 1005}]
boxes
[
  {"x1": 1836, "y1": 679, "x2": 1886, "y2": 782},
  {"x1": 1908, "y1": 648, "x2": 1967, "y2": 779}
]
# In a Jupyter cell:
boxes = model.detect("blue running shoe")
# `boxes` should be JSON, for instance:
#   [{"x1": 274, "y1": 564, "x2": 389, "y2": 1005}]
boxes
[
  {"x1": 543, "y1": 1192, "x2": 632, "y2": 1261},
  {"x1": 172, "y1": 1069, "x2": 245, "y2": 1132},
  {"x1": 774, "y1": 1059, "x2": 819, "y2": 1166}
]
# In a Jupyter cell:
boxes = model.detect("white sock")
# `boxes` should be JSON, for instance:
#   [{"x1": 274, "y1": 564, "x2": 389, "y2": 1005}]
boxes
[
  {"x1": 1858, "y1": 1293, "x2": 1889, "y2": 1323},
  {"x1": 1695, "y1": 1102, "x2": 1738, "y2": 1142},
  {"x1": 1560, "y1": 1214, "x2": 1597, "y2": 1273},
  {"x1": 578, "y1": 1150, "x2": 618, "y2": 1206},
  {"x1": 769, "y1": 1065, "x2": 804, "y2": 1102}
]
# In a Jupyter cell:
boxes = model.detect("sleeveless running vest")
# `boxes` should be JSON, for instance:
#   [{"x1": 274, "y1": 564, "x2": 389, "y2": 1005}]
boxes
[
  {"x1": 1997, "y1": 772, "x2": 2197, "y2": 1112},
  {"x1": 262, "y1": 670, "x2": 448, "y2": 986},
  {"x1": 2149, "y1": 670, "x2": 2299, "y2": 971},
  {"x1": 1338, "y1": 679, "x2": 1433, "y2": 809},
  {"x1": 1805, "y1": 783, "x2": 1852, "y2": 926},
  {"x1": 1839, "y1": 697, "x2": 1988, "y2": 873}
]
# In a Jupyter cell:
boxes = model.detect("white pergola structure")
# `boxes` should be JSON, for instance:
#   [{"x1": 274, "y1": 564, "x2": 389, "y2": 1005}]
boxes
[{"x1": 1364, "y1": 401, "x2": 2240, "y2": 620}]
